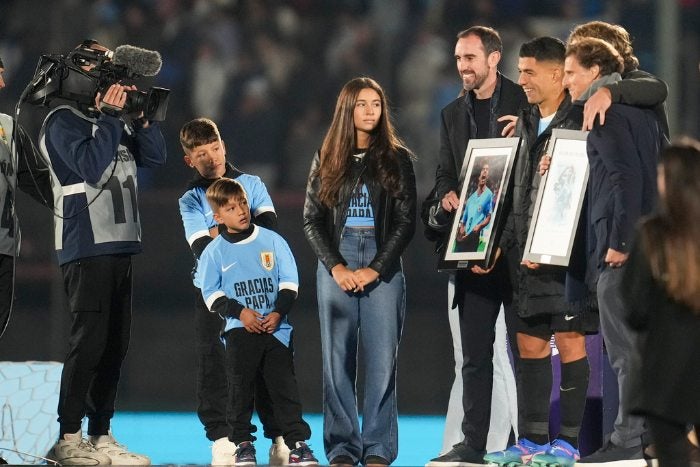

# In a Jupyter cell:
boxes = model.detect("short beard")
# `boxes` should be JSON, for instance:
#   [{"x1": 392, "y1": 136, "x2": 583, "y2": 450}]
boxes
[{"x1": 463, "y1": 71, "x2": 488, "y2": 92}]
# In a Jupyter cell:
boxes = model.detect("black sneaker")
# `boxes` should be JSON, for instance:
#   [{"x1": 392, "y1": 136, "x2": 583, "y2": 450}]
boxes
[
  {"x1": 578, "y1": 439, "x2": 643, "y2": 463},
  {"x1": 234, "y1": 441, "x2": 257, "y2": 466},
  {"x1": 289, "y1": 441, "x2": 319, "y2": 466},
  {"x1": 425, "y1": 443, "x2": 486, "y2": 466}
]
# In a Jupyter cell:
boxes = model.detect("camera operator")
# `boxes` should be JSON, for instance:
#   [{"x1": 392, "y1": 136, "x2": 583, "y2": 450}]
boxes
[
  {"x1": 39, "y1": 40, "x2": 167, "y2": 466},
  {"x1": 0, "y1": 56, "x2": 53, "y2": 340}
]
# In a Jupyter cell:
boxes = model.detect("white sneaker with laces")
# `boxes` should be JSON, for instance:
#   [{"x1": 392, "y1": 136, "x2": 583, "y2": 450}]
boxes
[
  {"x1": 89, "y1": 431, "x2": 150, "y2": 465},
  {"x1": 47, "y1": 430, "x2": 112, "y2": 465},
  {"x1": 269, "y1": 436, "x2": 291, "y2": 465},
  {"x1": 212, "y1": 437, "x2": 237, "y2": 465}
]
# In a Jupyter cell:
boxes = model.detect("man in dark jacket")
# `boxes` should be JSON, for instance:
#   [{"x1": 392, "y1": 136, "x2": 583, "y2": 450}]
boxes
[
  {"x1": 563, "y1": 38, "x2": 662, "y2": 464},
  {"x1": 426, "y1": 26, "x2": 527, "y2": 466},
  {"x1": 485, "y1": 37, "x2": 596, "y2": 467}
]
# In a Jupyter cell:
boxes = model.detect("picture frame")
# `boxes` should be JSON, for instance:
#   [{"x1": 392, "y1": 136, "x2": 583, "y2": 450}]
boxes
[
  {"x1": 439, "y1": 137, "x2": 520, "y2": 271},
  {"x1": 523, "y1": 128, "x2": 589, "y2": 266}
]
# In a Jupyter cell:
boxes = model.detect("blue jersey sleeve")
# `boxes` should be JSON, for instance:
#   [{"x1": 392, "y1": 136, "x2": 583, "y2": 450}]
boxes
[
  {"x1": 240, "y1": 174, "x2": 276, "y2": 217},
  {"x1": 274, "y1": 233, "x2": 299, "y2": 294},
  {"x1": 199, "y1": 240, "x2": 226, "y2": 310},
  {"x1": 179, "y1": 188, "x2": 214, "y2": 247}
]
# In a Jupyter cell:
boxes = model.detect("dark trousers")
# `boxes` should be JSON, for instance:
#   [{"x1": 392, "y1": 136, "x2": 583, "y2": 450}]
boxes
[
  {"x1": 224, "y1": 328, "x2": 310, "y2": 449},
  {"x1": 648, "y1": 415, "x2": 699, "y2": 466},
  {"x1": 194, "y1": 290, "x2": 280, "y2": 441},
  {"x1": 457, "y1": 260, "x2": 520, "y2": 451},
  {"x1": 58, "y1": 255, "x2": 132, "y2": 436},
  {"x1": 0, "y1": 255, "x2": 12, "y2": 334}
]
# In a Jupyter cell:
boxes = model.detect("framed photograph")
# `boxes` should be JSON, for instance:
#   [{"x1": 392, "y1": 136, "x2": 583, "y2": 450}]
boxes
[
  {"x1": 523, "y1": 129, "x2": 589, "y2": 266},
  {"x1": 439, "y1": 137, "x2": 520, "y2": 270}
]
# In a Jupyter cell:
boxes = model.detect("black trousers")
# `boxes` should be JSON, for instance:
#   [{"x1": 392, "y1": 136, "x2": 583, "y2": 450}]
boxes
[
  {"x1": 194, "y1": 290, "x2": 280, "y2": 441},
  {"x1": 58, "y1": 255, "x2": 132, "y2": 436},
  {"x1": 224, "y1": 328, "x2": 310, "y2": 448},
  {"x1": 457, "y1": 258, "x2": 520, "y2": 451},
  {"x1": 648, "y1": 415, "x2": 700, "y2": 466},
  {"x1": 0, "y1": 255, "x2": 12, "y2": 334}
]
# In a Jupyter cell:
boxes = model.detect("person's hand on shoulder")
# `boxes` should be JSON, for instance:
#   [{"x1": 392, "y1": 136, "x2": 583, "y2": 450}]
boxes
[
  {"x1": 582, "y1": 87, "x2": 612, "y2": 131},
  {"x1": 498, "y1": 115, "x2": 518, "y2": 137}
]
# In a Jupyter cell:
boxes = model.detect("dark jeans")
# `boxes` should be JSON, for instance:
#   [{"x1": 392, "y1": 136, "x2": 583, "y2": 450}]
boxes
[
  {"x1": 224, "y1": 328, "x2": 310, "y2": 449},
  {"x1": 194, "y1": 290, "x2": 280, "y2": 441},
  {"x1": 456, "y1": 261, "x2": 519, "y2": 451},
  {"x1": 58, "y1": 255, "x2": 132, "y2": 436},
  {"x1": 597, "y1": 266, "x2": 645, "y2": 447}
]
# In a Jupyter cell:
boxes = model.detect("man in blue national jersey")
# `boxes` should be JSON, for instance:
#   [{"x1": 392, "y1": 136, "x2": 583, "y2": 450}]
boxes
[
  {"x1": 199, "y1": 178, "x2": 317, "y2": 466},
  {"x1": 455, "y1": 162, "x2": 493, "y2": 252},
  {"x1": 39, "y1": 40, "x2": 167, "y2": 466},
  {"x1": 178, "y1": 117, "x2": 287, "y2": 465}
]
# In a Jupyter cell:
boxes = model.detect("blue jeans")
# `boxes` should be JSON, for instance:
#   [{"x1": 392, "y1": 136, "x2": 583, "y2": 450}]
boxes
[{"x1": 317, "y1": 228, "x2": 406, "y2": 464}]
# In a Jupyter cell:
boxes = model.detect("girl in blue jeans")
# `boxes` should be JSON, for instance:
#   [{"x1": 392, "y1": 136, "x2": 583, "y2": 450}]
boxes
[{"x1": 303, "y1": 77, "x2": 417, "y2": 467}]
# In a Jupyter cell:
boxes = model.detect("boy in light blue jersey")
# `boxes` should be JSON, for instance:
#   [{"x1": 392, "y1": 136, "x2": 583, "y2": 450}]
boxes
[
  {"x1": 199, "y1": 178, "x2": 317, "y2": 467},
  {"x1": 178, "y1": 118, "x2": 286, "y2": 465}
]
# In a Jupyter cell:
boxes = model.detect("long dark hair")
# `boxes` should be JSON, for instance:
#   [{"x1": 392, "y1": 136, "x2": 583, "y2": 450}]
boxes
[
  {"x1": 316, "y1": 77, "x2": 409, "y2": 207},
  {"x1": 640, "y1": 138, "x2": 700, "y2": 311}
]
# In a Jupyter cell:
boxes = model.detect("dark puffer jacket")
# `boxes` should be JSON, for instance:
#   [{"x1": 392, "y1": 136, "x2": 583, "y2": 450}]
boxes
[{"x1": 501, "y1": 94, "x2": 584, "y2": 317}]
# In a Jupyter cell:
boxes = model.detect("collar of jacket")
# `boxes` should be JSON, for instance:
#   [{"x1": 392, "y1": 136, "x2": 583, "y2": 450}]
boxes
[
  {"x1": 464, "y1": 71, "x2": 503, "y2": 125},
  {"x1": 462, "y1": 72, "x2": 506, "y2": 138},
  {"x1": 519, "y1": 92, "x2": 576, "y2": 143},
  {"x1": 186, "y1": 161, "x2": 242, "y2": 190}
]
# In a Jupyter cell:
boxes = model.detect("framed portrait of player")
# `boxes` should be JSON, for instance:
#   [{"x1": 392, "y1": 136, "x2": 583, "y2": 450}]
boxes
[
  {"x1": 523, "y1": 129, "x2": 589, "y2": 266},
  {"x1": 439, "y1": 137, "x2": 520, "y2": 270}
]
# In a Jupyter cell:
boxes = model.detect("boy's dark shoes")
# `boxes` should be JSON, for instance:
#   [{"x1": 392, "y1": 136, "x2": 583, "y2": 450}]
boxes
[
  {"x1": 288, "y1": 441, "x2": 318, "y2": 466},
  {"x1": 233, "y1": 441, "x2": 257, "y2": 466}
]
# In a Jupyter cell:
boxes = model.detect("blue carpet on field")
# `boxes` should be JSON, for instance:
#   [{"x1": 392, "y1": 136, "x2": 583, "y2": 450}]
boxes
[{"x1": 111, "y1": 412, "x2": 444, "y2": 466}]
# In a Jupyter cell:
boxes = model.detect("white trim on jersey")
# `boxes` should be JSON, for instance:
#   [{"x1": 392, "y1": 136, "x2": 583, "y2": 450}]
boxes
[
  {"x1": 279, "y1": 282, "x2": 299, "y2": 293},
  {"x1": 205, "y1": 290, "x2": 226, "y2": 311},
  {"x1": 252, "y1": 205, "x2": 275, "y2": 217},
  {"x1": 187, "y1": 229, "x2": 211, "y2": 246}
]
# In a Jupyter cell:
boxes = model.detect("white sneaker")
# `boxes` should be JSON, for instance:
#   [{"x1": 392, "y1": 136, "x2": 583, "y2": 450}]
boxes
[
  {"x1": 212, "y1": 437, "x2": 237, "y2": 465},
  {"x1": 47, "y1": 430, "x2": 112, "y2": 465},
  {"x1": 89, "y1": 431, "x2": 150, "y2": 465},
  {"x1": 269, "y1": 436, "x2": 291, "y2": 465}
]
